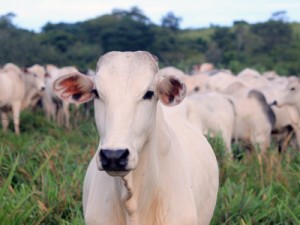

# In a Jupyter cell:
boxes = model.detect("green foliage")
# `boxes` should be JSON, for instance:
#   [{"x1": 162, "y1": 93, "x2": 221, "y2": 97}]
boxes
[
  {"x1": 161, "y1": 12, "x2": 182, "y2": 31},
  {"x1": 1, "y1": 9, "x2": 300, "y2": 74},
  {"x1": 0, "y1": 110, "x2": 98, "y2": 224},
  {"x1": 207, "y1": 135, "x2": 300, "y2": 225}
]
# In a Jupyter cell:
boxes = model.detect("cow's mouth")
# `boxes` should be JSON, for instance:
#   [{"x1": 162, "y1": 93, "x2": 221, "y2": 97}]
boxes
[{"x1": 106, "y1": 170, "x2": 130, "y2": 177}]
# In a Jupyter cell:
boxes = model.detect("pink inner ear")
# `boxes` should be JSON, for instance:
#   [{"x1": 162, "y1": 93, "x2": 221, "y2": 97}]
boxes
[
  {"x1": 170, "y1": 78, "x2": 183, "y2": 95},
  {"x1": 158, "y1": 76, "x2": 186, "y2": 106},
  {"x1": 78, "y1": 93, "x2": 94, "y2": 102},
  {"x1": 61, "y1": 92, "x2": 73, "y2": 99},
  {"x1": 54, "y1": 76, "x2": 84, "y2": 96},
  {"x1": 55, "y1": 76, "x2": 79, "y2": 91}
]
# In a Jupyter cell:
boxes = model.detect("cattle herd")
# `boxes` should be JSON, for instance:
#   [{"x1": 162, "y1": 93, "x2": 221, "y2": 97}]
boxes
[{"x1": 0, "y1": 51, "x2": 299, "y2": 224}]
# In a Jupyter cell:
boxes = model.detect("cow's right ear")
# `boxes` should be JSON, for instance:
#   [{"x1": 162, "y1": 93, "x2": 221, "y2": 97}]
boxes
[
  {"x1": 157, "y1": 75, "x2": 186, "y2": 106},
  {"x1": 53, "y1": 72, "x2": 95, "y2": 104}
]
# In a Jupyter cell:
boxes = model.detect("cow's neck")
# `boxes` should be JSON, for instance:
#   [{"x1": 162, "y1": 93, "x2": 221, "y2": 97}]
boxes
[
  {"x1": 21, "y1": 75, "x2": 36, "y2": 109},
  {"x1": 117, "y1": 104, "x2": 170, "y2": 225}
]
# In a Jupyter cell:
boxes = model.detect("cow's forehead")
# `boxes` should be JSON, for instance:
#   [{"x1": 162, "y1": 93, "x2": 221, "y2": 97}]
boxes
[
  {"x1": 96, "y1": 51, "x2": 158, "y2": 72},
  {"x1": 28, "y1": 65, "x2": 46, "y2": 78},
  {"x1": 287, "y1": 79, "x2": 300, "y2": 88},
  {"x1": 95, "y1": 52, "x2": 158, "y2": 92}
]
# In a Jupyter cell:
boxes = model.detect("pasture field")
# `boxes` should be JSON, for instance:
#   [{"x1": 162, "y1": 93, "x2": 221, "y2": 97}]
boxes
[{"x1": 0, "y1": 110, "x2": 300, "y2": 225}]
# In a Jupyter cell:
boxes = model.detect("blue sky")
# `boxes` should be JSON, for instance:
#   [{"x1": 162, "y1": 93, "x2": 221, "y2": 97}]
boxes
[{"x1": 1, "y1": 0, "x2": 300, "y2": 32}]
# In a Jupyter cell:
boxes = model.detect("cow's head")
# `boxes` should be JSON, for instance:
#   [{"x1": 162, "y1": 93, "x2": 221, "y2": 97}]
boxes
[
  {"x1": 273, "y1": 78, "x2": 300, "y2": 108},
  {"x1": 53, "y1": 51, "x2": 186, "y2": 177},
  {"x1": 26, "y1": 64, "x2": 47, "y2": 91}
]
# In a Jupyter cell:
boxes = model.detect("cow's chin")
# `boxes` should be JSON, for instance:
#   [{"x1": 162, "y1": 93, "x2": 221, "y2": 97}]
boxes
[{"x1": 105, "y1": 170, "x2": 130, "y2": 177}]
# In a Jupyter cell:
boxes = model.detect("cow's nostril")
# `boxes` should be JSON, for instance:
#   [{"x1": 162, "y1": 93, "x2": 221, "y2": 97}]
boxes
[
  {"x1": 118, "y1": 149, "x2": 129, "y2": 167},
  {"x1": 100, "y1": 149, "x2": 129, "y2": 171},
  {"x1": 100, "y1": 150, "x2": 109, "y2": 167}
]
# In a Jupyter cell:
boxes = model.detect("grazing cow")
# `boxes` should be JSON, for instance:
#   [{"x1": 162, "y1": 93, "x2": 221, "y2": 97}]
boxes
[
  {"x1": 272, "y1": 78, "x2": 300, "y2": 148},
  {"x1": 158, "y1": 66, "x2": 186, "y2": 78},
  {"x1": 252, "y1": 77, "x2": 298, "y2": 150},
  {"x1": 237, "y1": 68, "x2": 268, "y2": 89},
  {"x1": 184, "y1": 73, "x2": 210, "y2": 95},
  {"x1": 274, "y1": 78, "x2": 300, "y2": 112},
  {"x1": 262, "y1": 71, "x2": 279, "y2": 80},
  {"x1": 191, "y1": 63, "x2": 214, "y2": 74},
  {"x1": 205, "y1": 71, "x2": 238, "y2": 92},
  {"x1": 53, "y1": 51, "x2": 219, "y2": 225},
  {"x1": 158, "y1": 67, "x2": 210, "y2": 96},
  {"x1": 0, "y1": 63, "x2": 46, "y2": 134},
  {"x1": 43, "y1": 65, "x2": 79, "y2": 128},
  {"x1": 26, "y1": 64, "x2": 48, "y2": 108},
  {"x1": 186, "y1": 92, "x2": 235, "y2": 153},
  {"x1": 223, "y1": 82, "x2": 275, "y2": 152}
]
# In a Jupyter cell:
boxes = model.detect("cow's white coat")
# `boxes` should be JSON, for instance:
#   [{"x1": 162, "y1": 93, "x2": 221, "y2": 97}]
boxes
[{"x1": 53, "y1": 51, "x2": 219, "y2": 225}]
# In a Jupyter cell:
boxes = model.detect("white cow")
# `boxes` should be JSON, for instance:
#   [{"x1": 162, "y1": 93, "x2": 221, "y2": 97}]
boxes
[
  {"x1": 272, "y1": 77, "x2": 300, "y2": 148},
  {"x1": 274, "y1": 78, "x2": 300, "y2": 112},
  {"x1": 237, "y1": 68, "x2": 269, "y2": 89},
  {"x1": 26, "y1": 64, "x2": 48, "y2": 107},
  {"x1": 158, "y1": 66, "x2": 186, "y2": 78},
  {"x1": 235, "y1": 74, "x2": 300, "y2": 150},
  {"x1": 158, "y1": 67, "x2": 210, "y2": 95},
  {"x1": 186, "y1": 92, "x2": 235, "y2": 153},
  {"x1": 191, "y1": 63, "x2": 214, "y2": 74},
  {"x1": 43, "y1": 65, "x2": 79, "y2": 128},
  {"x1": 0, "y1": 63, "x2": 46, "y2": 134},
  {"x1": 205, "y1": 71, "x2": 238, "y2": 92},
  {"x1": 53, "y1": 51, "x2": 219, "y2": 225},
  {"x1": 223, "y1": 82, "x2": 275, "y2": 152},
  {"x1": 184, "y1": 73, "x2": 210, "y2": 95}
]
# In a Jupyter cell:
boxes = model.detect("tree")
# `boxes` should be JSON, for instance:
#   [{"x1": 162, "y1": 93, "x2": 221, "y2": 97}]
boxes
[
  {"x1": 39, "y1": 30, "x2": 76, "y2": 53},
  {"x1": 161, "y1": 12, "x2": 182, "y2": 31},
  {"x1": 251, "y1": 20, "x2": 292, "y2": 52},
  {"x1": 270, "y1": 11, "x2": 288, "y2": 22},
  {"x1": 0, "y1": 12, "x2": 16, "y2": 29},
  {"x1": 112, "y1": 6, "x2": 151, "y2": 25}
]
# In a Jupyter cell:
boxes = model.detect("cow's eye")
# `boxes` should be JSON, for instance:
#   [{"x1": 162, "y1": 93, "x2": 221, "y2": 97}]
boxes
[
  {"x1": 92, "y1": 89, "x2": 99, "y2": 99},
  {"x1": 143, "y1": 91, "x2": 154, "y2": 100},
  {"x1": 290, "y1": 87, "x2": 296, "y2": 91}
]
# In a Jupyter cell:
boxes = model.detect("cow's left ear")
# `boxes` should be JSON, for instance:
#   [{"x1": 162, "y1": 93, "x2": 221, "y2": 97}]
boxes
[
  {"x1": 157, "y1": 75, "x2": 186, "y2": 106},
  {"x1": 53, "y1": 72, "x2": 95, "y2": 104}
]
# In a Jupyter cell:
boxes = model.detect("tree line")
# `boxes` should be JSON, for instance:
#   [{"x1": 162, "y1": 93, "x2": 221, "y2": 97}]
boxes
[{"x1": 0, "y1": 8, "x2": 299, "y2": 75}]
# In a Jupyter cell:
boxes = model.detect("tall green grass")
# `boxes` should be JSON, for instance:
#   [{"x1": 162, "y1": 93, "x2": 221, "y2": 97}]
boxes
[
  {"x1": 209, "y1": 135, "x2": 300, "y2": 225},
  {"x1": 0, "y1": 110, "x2": 98, "y2": 224},
  {"x1": 0, "y1": 111, "x2": 299, "y2": 224}
]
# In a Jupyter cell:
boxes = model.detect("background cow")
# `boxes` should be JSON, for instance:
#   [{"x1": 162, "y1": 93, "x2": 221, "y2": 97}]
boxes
[{"x1": 0, "y1": 63, "x2": 46, "y2": 134}]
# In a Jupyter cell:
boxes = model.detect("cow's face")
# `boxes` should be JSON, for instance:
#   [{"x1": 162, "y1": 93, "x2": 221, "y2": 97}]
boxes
[
  {"x1": 275, "y1": 79, "x2": 300, "y2": 108},
  {"x1": 53, "y1": 51, "x2": 186, "y2": 177},
  {"x1": 27, "y1": 65, "x2": 47, "y2": 91}
]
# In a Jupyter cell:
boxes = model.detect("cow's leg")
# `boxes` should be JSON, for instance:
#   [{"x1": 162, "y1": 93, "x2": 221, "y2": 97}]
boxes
[
  {"x1": 221, "y1": 131, "x2": 232, "y2": 155},
  {"x1": 292, "y1": 126, "x2": 300, "y2": 150},
  {"x1": 251, "y1": 132, "x2": 268, "y2": 153},
  {"x1": 11, "y1": 101, "x2": 21, "y2": 135},
  {"x1": 62, "y1": 102, "x2": 70, "y2": 129},
  {"x1": 45, "y1": 100, "x2": 55, "y2": 121},
  {"x1": 1, "y1": 110, "x2": 9, "y2": 133}
]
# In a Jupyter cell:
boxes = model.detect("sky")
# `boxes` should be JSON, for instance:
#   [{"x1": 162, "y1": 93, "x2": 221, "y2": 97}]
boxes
[{"x1": 1, "y1": 0, "x2": 300, "y2": 32}]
